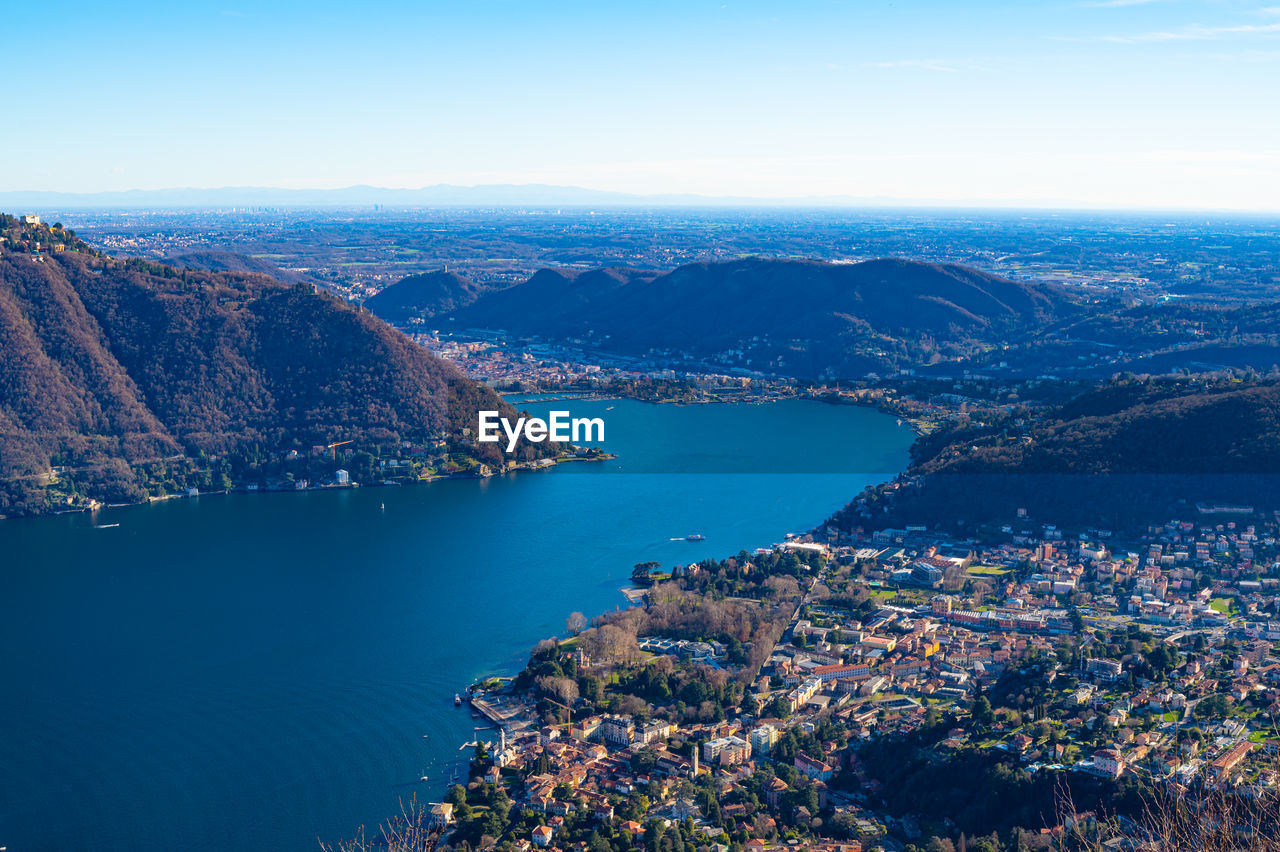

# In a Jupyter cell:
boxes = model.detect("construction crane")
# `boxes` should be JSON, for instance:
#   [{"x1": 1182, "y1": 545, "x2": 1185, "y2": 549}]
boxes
[
  {"x1": 541, "y1": 696, "x2": 573, "y2": 726},
  {"x1": 326, "y1": 440, "x2": 353, "y2": 461}
]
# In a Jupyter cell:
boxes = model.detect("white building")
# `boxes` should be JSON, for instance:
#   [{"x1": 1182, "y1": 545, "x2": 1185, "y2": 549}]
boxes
[
  {"x1": 702, "y1": 735, "x2": 751, "y2": 766},
  {"x1": 750, "y1": 723, "x2": 780, "y2": 755}
]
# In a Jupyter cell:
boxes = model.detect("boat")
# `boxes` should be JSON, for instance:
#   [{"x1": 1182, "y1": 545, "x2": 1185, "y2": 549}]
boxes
[
  {"x1": 685, "y1": 533, "x2": 705, "y2": 541},
  {"x1": 454, "y1": 693, "x2": 463, "y2": 706},
  {"x1": 93, "y1": 523, "x2": 120, "y2": 529}
]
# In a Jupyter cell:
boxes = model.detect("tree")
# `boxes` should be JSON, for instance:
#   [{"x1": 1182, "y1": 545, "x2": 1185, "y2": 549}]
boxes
[
  {"x1": 537, "y1": 676, "x2": 579, "y2": 706},
  {"x1": 480, "y1": 803, "x2": 508, "y2": 839},
  {"x1": 633, "y1": 561, "x2": 661, "y2": 583},
  {"x1": 971, "y1": 695, "x2": 995, "y2": 728},
  {"x1": 566, "y1": 611, "x2": 587, "y2": 635},
  {"x1": 1194, "y1": 693, "x2": 1231, "y2": 721},
  {"x1": 830, "y1": 809, "x2": 860, "y2": 838},
  {"x1": 581, "y1": 623, "x2": 639, "y2": 665},
  {"x1": 578, "y1": 674, "x2": 603, "y2": 703}
]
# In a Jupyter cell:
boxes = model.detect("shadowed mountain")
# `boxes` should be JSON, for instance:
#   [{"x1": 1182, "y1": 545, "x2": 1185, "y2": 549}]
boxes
[
  {"x1": 834, "y1": 378, "x2": 1280, "y2": 532},
  {"x1": 363, "y1": 270, "x2": 488, "y2": 322},
  {"x1": 448, "y1": 258, "x2": 1071, "y2": 377},
  {"x1": 925, "y1": 380, "x2": 1280, "y2": 477}
]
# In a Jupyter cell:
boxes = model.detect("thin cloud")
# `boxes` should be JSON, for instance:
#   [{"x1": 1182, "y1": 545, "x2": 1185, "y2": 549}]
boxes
[
  {"x1": 863, "y1": 59, "x2": 959, "y2": 72},
  {"x1": 1090, "y1": 21, "x2": 1280, "y2": 42},
  {"x1": 1115, "y1": 149, "x2": 1279, "y2": 164},
  {"x1": 1081, "y1": 0, "x2": 1174, "y2": 7},
  {"x1": 1186, "y1": 48, "x2": 1280, "y2": 61}
]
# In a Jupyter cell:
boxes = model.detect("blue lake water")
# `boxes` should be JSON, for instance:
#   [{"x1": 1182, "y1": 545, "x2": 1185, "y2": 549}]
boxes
[{"x1": 0, "y1": 398, "x2": 912, "y2": 851}]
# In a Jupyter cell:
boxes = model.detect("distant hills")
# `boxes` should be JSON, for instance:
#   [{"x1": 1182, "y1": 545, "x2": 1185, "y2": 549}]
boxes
[
  {"x1": 0, "y1": 215, "x2": 543, "y2": 517},
  {"x1": 439, "y1": 258, "x2": 1072, "y2": 378},
  {"x1": 166, "y1": 250, "x2": 322, "y2": 287}
]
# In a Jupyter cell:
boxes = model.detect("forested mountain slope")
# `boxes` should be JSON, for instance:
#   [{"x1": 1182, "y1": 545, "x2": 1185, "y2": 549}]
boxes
[
  {"x1": 0, "y1": 215, "x2": 542, "y2": 516},
  {"x1": 448, "y1": 258, "x2": 1072, "y2": 377}
]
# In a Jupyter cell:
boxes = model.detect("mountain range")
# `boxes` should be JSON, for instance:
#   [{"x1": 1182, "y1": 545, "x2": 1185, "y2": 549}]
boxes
[{"x1": 409, "y1": 258, "x2": 1074, "y2": 378}]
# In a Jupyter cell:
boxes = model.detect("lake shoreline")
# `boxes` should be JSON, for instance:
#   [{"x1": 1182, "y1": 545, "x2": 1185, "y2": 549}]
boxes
[
  {"x1": 3, "y1": 398, "x2": 915, "y2": 851},
  {"x1": 1, "y1": 447, "x2": 617, "y2": 524}
]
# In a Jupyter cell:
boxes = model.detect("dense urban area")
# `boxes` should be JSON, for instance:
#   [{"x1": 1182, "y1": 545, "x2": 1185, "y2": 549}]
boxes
[{"x1": 410, "y1": 507, "x2": 1280, "y2": 852}]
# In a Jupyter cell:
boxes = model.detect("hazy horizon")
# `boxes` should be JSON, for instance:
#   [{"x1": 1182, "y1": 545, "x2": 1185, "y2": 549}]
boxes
[
  {"x1": 4, "y1": 182, "x2": 1279, "y2": 215},
  {"x1": 7, "y1": 1, "x2": 1280, "y2": 212}
]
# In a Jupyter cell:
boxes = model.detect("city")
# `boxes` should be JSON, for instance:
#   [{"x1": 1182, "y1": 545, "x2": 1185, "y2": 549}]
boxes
[
  {"x1": 416, "y1": 496, "x2": 1280, "y2": 851},
  {"x1": 5, "y1": 1, "x2": 1280, "y2": 850}
]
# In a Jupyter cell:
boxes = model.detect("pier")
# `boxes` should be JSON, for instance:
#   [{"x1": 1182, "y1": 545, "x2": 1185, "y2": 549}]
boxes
[{"x1": 468, "y1": 694, "x2": 534, "y2": 736}]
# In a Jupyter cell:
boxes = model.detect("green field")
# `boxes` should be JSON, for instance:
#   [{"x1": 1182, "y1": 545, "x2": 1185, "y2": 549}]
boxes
[{"x1": 967, "y1": 565, "x2": 1011, "y2": 577}]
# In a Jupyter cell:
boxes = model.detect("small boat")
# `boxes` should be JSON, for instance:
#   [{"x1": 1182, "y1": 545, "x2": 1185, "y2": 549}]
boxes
[
  {"x1": 420, "y1": 774, "x2": 430, "y2": 782},
  {"x1": 685, "y1": 533, "x2": 705, "y2": 542},
  {"x1": 93, "y1": 523, "x2": 120, "y2": 529},
  {"x1": 454, "y1": 693, "x2": 463, "y2": 706},
  {"x1": 605, "y1": 405, "x2": 615, "y2": 411}
]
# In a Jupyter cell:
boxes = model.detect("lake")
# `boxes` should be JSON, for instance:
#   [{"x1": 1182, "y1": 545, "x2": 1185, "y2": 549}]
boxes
[{"x1": 0, "y1": 398, "x2": 912, "y2": 851}]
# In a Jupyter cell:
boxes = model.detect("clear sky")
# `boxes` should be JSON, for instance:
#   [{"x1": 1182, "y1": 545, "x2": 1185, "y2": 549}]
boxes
[{"x1": 6, "y1": 0, "x2": 1279, "y2": 209}]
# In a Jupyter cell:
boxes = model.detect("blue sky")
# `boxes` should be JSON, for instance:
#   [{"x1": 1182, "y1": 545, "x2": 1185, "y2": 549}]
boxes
[{"x1": 5, "y1": 0, "x2": 1279, "y2": 209}]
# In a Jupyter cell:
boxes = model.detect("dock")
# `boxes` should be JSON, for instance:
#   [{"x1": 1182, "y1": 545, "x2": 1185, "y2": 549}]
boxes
[{"x1": 469, "y1": 694, "x2": 534, "y2": 736}]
